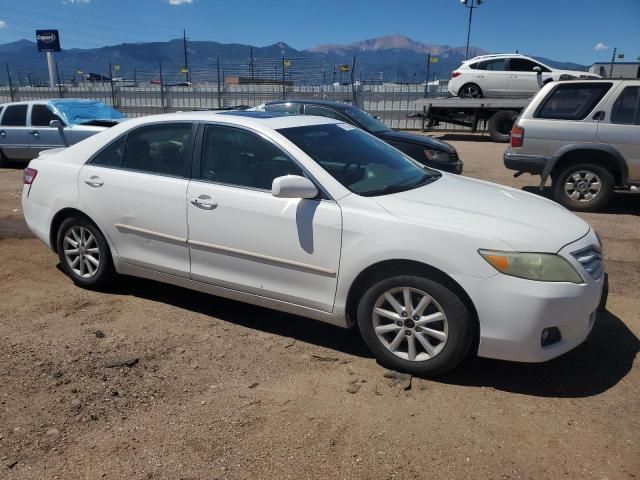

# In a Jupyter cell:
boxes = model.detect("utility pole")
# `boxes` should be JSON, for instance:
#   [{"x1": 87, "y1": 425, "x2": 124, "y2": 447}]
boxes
[
  {"x1": 281, "y1": 56, "x2": 286, "y2": 100},
  {"x1": 609, "y1": 47, "x2": 617, "y2": 78},
  {"x1": 182, "y1": 29, "x2": 190, "y2": 83},
  {"x1": 159, "y1": 61, "x2": 165, "y2": 112},
  {"x1": 461, "y1": 0, "x2": 484, "y2": 60},
  {"x1": 424, "y1": 52, "x2": 431, "y2": 98},
  {"x1": 108, "y1": 62, "x2": 115, "y2": 105},
  {"x1": 250, "y1": 47, "x2": 254, "y2": 79},
  {"x1": 216, "y1": 58, "x2": 222, "y2": 108}
]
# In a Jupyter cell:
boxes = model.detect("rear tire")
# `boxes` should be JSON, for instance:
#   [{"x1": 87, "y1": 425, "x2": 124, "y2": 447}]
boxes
[
  {"x1": 552, "y1": 162, "x2": 614, "y2": 212},
  {"x1": 487, "y1": 111, "x2": 517, "y2": 143},
  {"x1": 458, "y1": 83, "x2": 483, "y2": 99},
  {"x1": 357, "y1": 275, "x2": 474, "y2": 376},
  {"x1": 56, "y1": 216, "x2": 115, "y2": 289}
]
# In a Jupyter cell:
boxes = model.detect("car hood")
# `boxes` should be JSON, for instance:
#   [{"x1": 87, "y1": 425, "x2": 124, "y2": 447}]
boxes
[
  {"x1": 377, "y1": 130, "x2": 455, "y2": 153},
  {"x1": 375, "y1": 173, "x2": 590, "y2": 252}
]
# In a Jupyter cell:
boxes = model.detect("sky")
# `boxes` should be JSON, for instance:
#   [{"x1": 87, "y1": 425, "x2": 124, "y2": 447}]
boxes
[{"x1": 0, "y1": 0, "x2": 638, "y2": 65}]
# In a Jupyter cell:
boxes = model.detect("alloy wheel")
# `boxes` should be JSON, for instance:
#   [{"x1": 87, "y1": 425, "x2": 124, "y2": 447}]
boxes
[
  {"x1": 63, "y1": 226, "x2": 101, "y2": 278},
  {"x1": 372, "y1": 287, "x2": 448, "y2": 362},
  {"x1": 564, "y1": 170, "x2": 602, "y2": 203},
  {"x1": 460, "y1": 85, "x2": 481, "y2": 98}
]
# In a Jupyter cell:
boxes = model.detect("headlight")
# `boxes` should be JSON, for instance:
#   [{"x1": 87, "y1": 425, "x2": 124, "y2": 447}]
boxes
[
  {"x1": 423, "y1": 149, "x2": 450, "y2": 162},
  {"x1": 479, "y1": 250, "x2": 583, "y2": 283}
]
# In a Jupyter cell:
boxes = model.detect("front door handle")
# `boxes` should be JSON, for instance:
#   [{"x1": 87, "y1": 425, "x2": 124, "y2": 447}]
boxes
[
  {"x1": 84, "y1": 176, "x2": 104, "y2": 188},
  {"x1": 30, "y1": 130, "x2": 40, "y2": 138},
  {"x1": 190, "y1": 195, "x2": 218, "y2": 210}
]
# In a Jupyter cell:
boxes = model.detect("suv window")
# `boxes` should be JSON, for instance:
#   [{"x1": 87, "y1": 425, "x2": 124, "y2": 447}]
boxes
[
  {"x1": 91, "y1": 123, "x2": 193, "y2": 177},
  {"x1": 199, "y1": 125, "x2": 303, "y2": 190},
  {"x1": 611, "y1": 86, "x2": 640, "y2": 125},
  {"x1": 31, "y1": 105, "x2": 63, "y2": 127},
  {"x1": 264, "y1": 103, "x2": 301, "y2": 114},
  {"x1": 1, "y1": 104, "x2": 28, "y2": 126},
  {"x1": 477, "y1": 59, "x2": 506, "y2": 71},
  {"x1": 535, "y1": 83, "x2": 613, "y2": 120},
  {"x1": 509, "y1": 58, "x2": 549, "y2": 72},
  {"x1": 304, "y1": 105, "x2": 349, "y2": 122}
]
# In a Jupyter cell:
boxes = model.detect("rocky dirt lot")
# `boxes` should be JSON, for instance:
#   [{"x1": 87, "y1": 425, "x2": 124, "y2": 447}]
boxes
[{"x1": 0, "y1": 134, "x2": 638, "y2": 479}]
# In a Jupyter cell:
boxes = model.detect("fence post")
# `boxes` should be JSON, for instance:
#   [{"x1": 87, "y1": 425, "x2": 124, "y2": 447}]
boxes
[
  {"x1": 281, "y1": 56, "x2": 286, "y2": 100},
  {"x1": 55, "y1": 62, "x2": 63, "y2": 98},
  {"x1": 351, "y1": 54, "x2": 357, "y2": 106},
  {"x1": 5, "y1": 64, "x2": 15, "y2": 102},
  {"x1": 159, "y1": 61, "x2": 166, "y2": 113},
  {"x1": 216, "y1": 58, "x2": 222, "y2": 109},
  {"x1": 108, "y1": 63, "x2": 116, "y2": 106},
  {"x1": 424, "y1": 53, "x2": 431, "y2": 98}
]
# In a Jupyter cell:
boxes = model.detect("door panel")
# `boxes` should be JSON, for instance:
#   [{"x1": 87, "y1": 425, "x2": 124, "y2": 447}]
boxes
[
  {"x1": 0, "y1": 104, "x2": 31, "y2": 160},
  {"x1": 187, "y1": 183, "x2": 342, "y2": 312},
  {"x1": 29, "y1": 104, "x2": 66, "y2": 155},
  {"x1": 597, "y1": 85, "x2": 640, "y2": 181},
  {"x1": 79, "y1": 165, "x2": 191, "y2": 276}
]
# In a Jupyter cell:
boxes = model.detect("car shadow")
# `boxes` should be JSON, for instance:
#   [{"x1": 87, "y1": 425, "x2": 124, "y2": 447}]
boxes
[
  {"x1": 435, "y1": 309, "x2": 639, "y2": 398},
  {"x1": 109, "y1": 275, "x2": 374, "y2": 359},
  {"x1": 433, "y1": 133, "x2": 496, "y2": 142},
  {"x1": 95, "y1": 275, "x2": 638, "y2": 399},
  {"x1": 521, "y1": 185, "x2": 640, "y2": 216}
]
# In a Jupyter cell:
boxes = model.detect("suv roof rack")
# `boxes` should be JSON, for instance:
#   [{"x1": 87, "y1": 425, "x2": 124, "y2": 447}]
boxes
[{"x1": 467, "y1": 53, "x2": 524, "y2": 62}]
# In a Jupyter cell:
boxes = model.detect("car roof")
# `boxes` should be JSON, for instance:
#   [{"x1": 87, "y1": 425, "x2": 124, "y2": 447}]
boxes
[
  {"x1": 265, "y1": 99, "x2": 355, "y2": 111},
  {"x1": 116, "y1": 110, "x2": 343, "y2": 130}
]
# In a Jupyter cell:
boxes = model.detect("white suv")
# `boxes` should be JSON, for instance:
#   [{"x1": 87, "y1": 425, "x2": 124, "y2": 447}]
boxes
[{"x1": 448, "y1": 54, "x2": 599, "y2": 98}]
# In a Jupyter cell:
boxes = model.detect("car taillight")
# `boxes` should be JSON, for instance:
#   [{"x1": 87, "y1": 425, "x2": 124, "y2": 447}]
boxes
[
  {"x1": 23, "y1": 168, "x2": 38, "y2": 185},
  {"x1": 451, "y1": 71, "x2": 461, "y2": 78},
  {"x1": 510, "y1": 126, "x2": 524, "y2": 148}
]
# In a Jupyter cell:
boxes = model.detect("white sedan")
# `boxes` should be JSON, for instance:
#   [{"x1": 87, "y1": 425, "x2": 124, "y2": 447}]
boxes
[{"x1": 21, "y1": 111, "x2": 606, "y2": 375}]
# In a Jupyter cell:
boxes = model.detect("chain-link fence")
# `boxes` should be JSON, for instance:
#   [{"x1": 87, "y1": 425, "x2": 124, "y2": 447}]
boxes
[{"x1": 1, "y1": 58, "x2": 454, "y2": 130}]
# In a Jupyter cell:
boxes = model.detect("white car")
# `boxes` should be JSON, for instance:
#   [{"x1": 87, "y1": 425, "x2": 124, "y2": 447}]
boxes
[
  {"x1": 21, "y1": 111, "x2": 606, "y2": 375},
  {"x1": 448, "y1": 54, "x2": 600, "y2": 98}
]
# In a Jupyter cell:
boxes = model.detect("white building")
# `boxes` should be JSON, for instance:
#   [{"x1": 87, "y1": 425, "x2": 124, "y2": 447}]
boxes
[{"x1": 589, "y1": 62, "x2": 640, "y2": 79}]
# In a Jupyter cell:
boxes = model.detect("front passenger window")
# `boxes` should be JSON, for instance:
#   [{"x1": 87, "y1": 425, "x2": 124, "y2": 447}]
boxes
[{"x1": 200, "y1": 125, "x2": 303, "y2": 190}]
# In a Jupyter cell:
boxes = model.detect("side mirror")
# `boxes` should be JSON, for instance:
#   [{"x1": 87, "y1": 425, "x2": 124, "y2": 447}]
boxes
[
  {"x1": 49, "y1": 119, "x2": 64, "y2": 129},
  {"x1": 272, "y1": 175, "x2": 318, "y2": 199},
  {"x1": 533, "y1": 66, "x2": 542, "y2": 73}
]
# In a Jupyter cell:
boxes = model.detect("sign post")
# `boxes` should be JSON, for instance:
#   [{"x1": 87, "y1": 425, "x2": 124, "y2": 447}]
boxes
[{"x1": 36, "y1": 30, "x2": 61, "y2": 88}]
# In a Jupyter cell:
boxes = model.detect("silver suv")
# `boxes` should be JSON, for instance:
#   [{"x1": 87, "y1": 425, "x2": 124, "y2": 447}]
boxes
[
  {"x1": 0, "y1": 99, "x2": 125, "y2": 167},
  {"x1": 504, "y1": 79, "x2": 639, "y2": 211}
]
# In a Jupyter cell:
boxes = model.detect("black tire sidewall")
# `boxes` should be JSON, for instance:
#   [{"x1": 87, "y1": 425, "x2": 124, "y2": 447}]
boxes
[
  {"x1": 357, "y1": 275, "x2": 474, "y2": 376},
  {"x1": 459, "y1": 83, "x2": 482, "y2": 99},
  {"x1": 56, "y1": 216, "x2": 114, "y2": 289},
  {"x1": 553, "y1": 163, "x2": 614, "y2": 212},
  {"x1": 488, "y1": 111, "x2": 516, "y2": 143}
]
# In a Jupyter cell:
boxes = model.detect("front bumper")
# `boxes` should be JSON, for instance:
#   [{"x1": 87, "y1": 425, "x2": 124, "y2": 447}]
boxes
[{"x1": 453, "y1": 233, "x2": 605, "y2": 363}]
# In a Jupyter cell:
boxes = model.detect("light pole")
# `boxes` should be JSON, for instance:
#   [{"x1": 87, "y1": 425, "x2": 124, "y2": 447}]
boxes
[{"x1": 461, "y1": 0, "x2": 484, "y2": 60}]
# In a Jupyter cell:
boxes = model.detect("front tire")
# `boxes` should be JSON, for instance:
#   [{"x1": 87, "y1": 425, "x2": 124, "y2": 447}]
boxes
[
  {"x1": 357, "y1": 275, "x2": 475, "y2": 376},
  {"x1": 56, "y1": 216, "x2": 115, "y2": 289},
  {"x1": 552, "y1": 162, "x2": 614, "y2": 212}
]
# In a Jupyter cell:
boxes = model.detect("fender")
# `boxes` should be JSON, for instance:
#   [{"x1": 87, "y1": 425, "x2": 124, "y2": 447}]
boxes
[{"x1": 541, "y1": 143, "x2": 629, "y2": 188}]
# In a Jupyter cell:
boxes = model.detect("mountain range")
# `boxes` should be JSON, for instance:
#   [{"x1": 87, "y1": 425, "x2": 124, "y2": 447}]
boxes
[{"x1": 0, "y1": 35, "x2": 587, "y2": 85}]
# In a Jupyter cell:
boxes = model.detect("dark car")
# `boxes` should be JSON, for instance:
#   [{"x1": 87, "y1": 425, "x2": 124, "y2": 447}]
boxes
[{"x1": 261, "y1": 99, "x2": 463, "y2": 174}]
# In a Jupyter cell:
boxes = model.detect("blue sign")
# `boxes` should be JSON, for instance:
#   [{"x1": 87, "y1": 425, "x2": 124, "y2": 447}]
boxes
[{"x1": 36, "y1": 30, "x2": 61, "y2": 53}]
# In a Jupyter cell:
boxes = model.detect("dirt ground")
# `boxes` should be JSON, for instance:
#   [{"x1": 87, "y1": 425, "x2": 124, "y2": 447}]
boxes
[{"x1": 1, "y1": 134, "x2": 638, "y2": 480}]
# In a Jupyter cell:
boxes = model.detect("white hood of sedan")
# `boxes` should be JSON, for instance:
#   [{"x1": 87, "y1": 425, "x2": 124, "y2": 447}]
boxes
[{"x1": 376, "y1": 173, "x2": 590, "y2": 253}]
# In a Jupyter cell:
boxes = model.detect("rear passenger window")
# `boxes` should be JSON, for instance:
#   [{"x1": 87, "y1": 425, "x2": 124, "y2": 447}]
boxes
[
  {"x1": 31, "y1": 105, "x2": 63, "y2": 127},
  {"x1": 477, "y1": 59, "x2": 506, "y2": 71},
  {"x1": 1, "y1": 104, "x2": 28, "y2": 126},
  {"x1": 535, "y1": 83, "x2": 613, "y2": 120},
  {"x1": 90, "y1": 123, "x2": 193, "y2": 177},
  {"x1": 199, "y1": 125, "x2": 303, "y2": 190},
  {"x1": 611, "y1": 87, "x2": 640, "y2": 125}
]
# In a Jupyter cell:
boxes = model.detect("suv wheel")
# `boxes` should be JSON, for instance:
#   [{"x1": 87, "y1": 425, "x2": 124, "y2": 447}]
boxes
[
  {"x1": 458, "y1": 83, "x2": 482, "y2": 99},
  {"x1": 56, "y1": 216, "x2": 115, "y2": 289},
  {"x1": 553, "y1": 163, "x2": 614, "y2": 212},
  {"x1": 357, "y1": 275, "x2": 474, "y2": 376}
]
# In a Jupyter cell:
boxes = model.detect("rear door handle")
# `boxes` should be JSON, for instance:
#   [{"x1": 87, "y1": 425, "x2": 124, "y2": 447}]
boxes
[
  {"x1": 190, "y1": 195, "x2": 218, "y2": 210},
  {"x1": 30, "y1": 130, "x2": 40, "y2": 138},
  {"x1": 84, "y1": 176, "x2": 104, "y2": 188},
  {"x1": 0, "y1": 130, "x2": 6, "y2": 137}
]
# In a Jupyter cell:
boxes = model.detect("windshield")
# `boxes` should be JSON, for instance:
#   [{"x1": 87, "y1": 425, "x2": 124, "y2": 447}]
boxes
[
  {"x1": 278, "y1": 123, "x2": 440, "y2": 196},
  {"x1": 344, "y1": 107, "x2": 391, "y2": 133},
  {"x1": 48, "y1": 100, "x2": 126, "y2": 126}
]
